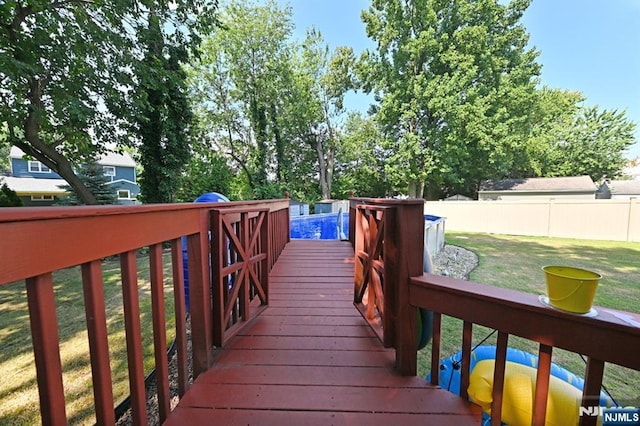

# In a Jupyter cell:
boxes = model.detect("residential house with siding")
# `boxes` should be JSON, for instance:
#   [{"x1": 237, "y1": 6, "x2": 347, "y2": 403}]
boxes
[
  {"x1": 478, "y1": 175, "x2": 597, "y2": 200},
  {"x1": 3, "y1": 146, "x2": 140, "y2": 206},
  {"x1": 597, "y1": 180, "x2": 640, "y2": 200}
]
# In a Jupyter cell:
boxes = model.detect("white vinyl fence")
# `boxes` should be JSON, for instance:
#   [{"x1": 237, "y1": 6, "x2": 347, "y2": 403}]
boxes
[{"x1": 425, "y1": 198, "x2": 640, "y2": 242}]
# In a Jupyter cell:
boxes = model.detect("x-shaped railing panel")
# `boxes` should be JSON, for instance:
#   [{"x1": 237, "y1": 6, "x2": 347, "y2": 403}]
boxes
[
  {"x1": 354, "y1": 204, "x2": 396, "y2": 346},
  {"x1": 211, "y1": 207, "x2": 269, "y2": 346}
]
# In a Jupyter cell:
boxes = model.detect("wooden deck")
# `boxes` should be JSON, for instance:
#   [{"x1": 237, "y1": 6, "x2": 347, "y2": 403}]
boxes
[{"x1": 165, "y1": 240, "x2": 480, "y2": 425}]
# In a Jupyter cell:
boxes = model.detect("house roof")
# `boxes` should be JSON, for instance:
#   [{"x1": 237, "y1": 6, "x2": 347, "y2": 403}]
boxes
[
  {"x1": 622, "y1": 164, "x2": 640, "y2": 180},
  {"x1": 604, "y1": 180, "x2": 640, "y2": 195},
  {"x1": 2, "y1": 176, "x2": 68, "y2": 195},
  {"x1": 479, "y1": 176, "x2": 596, "y2": 193},
  {"x1": 444, "y1": 194, "x2": 472, "y2": 201},
  {"x1": 10, "y1": 146, "x2": 135, "y2": 167}
]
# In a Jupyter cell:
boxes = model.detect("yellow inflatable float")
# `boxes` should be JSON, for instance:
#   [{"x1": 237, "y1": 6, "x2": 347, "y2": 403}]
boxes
[{"x1": 429, "y1": 346, "x2": 612, "y2": 426}]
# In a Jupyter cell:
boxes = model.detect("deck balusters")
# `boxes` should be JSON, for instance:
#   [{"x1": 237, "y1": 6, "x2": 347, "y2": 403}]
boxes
[
  {"x1": 1, "y1": 200, "x2": 290, "y2": 424},
  {"x1": 81, "y1": 260, "x2": 115, "y2": 424},
  {"x1": 120, "y1": 250, "x2": 147, "y2": 425},
  {"x1": 26, "y1": 273, "x2": 67, "y2": 425}
]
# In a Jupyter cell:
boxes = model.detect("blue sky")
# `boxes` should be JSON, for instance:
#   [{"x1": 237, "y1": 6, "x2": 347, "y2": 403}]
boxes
[{"x1": 276, "y1": 0, "x2": 640, "y2": 158}]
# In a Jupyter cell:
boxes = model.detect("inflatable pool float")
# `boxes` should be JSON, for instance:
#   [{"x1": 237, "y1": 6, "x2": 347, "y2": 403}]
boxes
[{"x1": 428, "y1": 345, "x2": 611, "y2": 426}]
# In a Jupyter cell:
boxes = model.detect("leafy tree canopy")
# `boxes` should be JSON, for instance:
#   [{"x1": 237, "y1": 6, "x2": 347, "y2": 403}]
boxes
[
  {"x1": 361, "y1": 0, "x2": 541, "y2": 199},
  {"x1": 0, "y1": 0, "x2": 218, "y2": 204}
]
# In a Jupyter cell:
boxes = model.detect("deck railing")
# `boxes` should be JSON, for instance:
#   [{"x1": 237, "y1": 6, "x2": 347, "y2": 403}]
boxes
[
  {"x1": 0, "y1": 199, "x2": 290, "y2": 425},
  {"x1": 409, "y1": 274, "x2": 640, "y2": 426},
  {"x1": 349, "y1": 197, "x2": 640, "y2": 426},
  {"x1": 350, "y1": 197, "x2": 425, "y2": 372}
]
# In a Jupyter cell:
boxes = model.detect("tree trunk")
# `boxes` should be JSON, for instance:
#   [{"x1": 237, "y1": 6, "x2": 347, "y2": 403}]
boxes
[
  {"x1": 270, "y1": 102, "x2": 286, "y2": 183},
  {"x1": 407, "y1": 180, "x2": 425, "y2": 199},
  {"x1": 315, "y1": 135, "x2": 330, "y2": 199},
  {"x1": 15, "y1": 139, "x2": 98, "y2": 205},
  {"x1": 20, "y1": 79, "x2": 97, "y2": 204}
]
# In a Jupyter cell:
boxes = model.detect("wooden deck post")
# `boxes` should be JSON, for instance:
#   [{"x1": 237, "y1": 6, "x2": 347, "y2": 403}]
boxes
[
  {"x1": 188, "y1": 210, "x2": 214, "y2": 378},
  {"x1": 394, "y1": 200, "x2": 425, "y2": 375}
]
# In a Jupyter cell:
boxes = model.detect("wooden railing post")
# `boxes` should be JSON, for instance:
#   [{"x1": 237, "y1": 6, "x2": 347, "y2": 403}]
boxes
[
  {"x1": 381, "y1": 207, "x2": 397, "y2": 348},
  {"x1": 394, "y1": 201, "x2": 425, "y2": 375},
  {"x1": 187, "y1": 210, "x2": 214, "y2": 378},
  {"x1": 348, "y1": 198, "x2": 358, "y2": 248}
]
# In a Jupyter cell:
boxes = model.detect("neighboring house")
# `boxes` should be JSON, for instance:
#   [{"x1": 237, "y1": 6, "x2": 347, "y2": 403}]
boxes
[
  {"x1": 597, "y1": 180, "x2": 640, "y2": 200},
  {"x1": 5, "y1": 146, "x2": 140, "y2": 206},
  {"x1": 444, "y1": 194, "x2": 472, "y2": 201},
  {"x1": 478, "y1": 176, "x2": 596, "y2": 201}
]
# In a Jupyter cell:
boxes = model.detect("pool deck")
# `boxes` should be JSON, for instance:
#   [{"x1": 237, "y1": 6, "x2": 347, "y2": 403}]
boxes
[{"x1": 164, "y1": 240, "x2": 481, "y2": 425}]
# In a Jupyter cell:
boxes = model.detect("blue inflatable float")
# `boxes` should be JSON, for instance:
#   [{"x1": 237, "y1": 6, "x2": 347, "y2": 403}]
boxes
[
  {"x1": 429, "y1": 345, "x2": 612, "y2": 426},
  {"x1": 182, "y1": 192, "x2": 230, "y2": 310}
]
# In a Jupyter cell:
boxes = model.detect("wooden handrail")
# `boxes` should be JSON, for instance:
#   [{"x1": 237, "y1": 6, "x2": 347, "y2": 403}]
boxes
[
  {"x1": 410, "y1": 273, "x2": 640, "y2": 426},
  {"x1": 0, "y1": 199, "x2": 290, "y2": 425},
  {"x1": 350, "y1": 197, "x2": 425, "y2": 374}
]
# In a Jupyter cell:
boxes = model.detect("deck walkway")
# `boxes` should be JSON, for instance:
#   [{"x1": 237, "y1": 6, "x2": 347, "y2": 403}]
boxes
[{"x1": 165, "y1": 240, "x2": 480, "y2": 425}]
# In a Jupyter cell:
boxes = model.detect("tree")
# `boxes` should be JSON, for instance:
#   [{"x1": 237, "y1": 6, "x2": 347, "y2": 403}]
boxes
[
  {"x1": 1, "y1": 0, "x2": 218, "y2": 204},
  {"x1": 285, "y1": 30, "x2": 355, "y2": 199},
  {"x1": 57, "y1": 163, "x2": 118, "y2": 205},
  {"x1": 188, "y1": 0, "x2": 293, "y2": 198},
  {"x1": 134, "y1": 13, "x2": 193, "y2": 203},
  {"x1": 0, "y1": 182, "x2": 22, "y2": 206},
  {"x1": 177, "y1": 151, "x2": 233, "y2": 202},
  {"x1": 361, "y1": 0, "x2": 540, "y2": 198},
  {"x1": 541, "y1": 105, "x2": 636, "y2": 182},
  {"x1": 333, "y1": 113, "x2": 390, "y2": 198},
  {"x1": 514, "y1": 87, "x2": 637, "y2": 183}
]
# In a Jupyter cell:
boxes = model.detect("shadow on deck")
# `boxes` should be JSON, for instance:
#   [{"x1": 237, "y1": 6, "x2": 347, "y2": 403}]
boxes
[{"x1": 165, "y1": 240, "x2": 481, "y2": 425}]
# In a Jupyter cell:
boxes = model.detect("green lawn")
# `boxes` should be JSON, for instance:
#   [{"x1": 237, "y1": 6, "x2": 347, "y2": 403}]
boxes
[
  {"x1": 0, "y1": 252, "x2": 176, "y2": 425},
  {"x1": 417, "y1": 232, "x2": 640, "y2": 402}
]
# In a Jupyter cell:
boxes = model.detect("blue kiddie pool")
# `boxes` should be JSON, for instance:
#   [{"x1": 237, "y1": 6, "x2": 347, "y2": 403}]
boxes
[{"x1": 182, "y1": 192, "x2": 230, "y2": 311}]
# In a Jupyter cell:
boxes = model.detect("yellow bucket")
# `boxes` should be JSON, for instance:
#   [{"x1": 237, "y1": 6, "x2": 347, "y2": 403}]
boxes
[{"x1": 542, "y1": 266, "x2": 602, "y2": 314}]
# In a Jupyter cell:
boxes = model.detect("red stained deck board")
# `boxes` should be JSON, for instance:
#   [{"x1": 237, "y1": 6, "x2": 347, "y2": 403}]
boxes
[
  {"x1": 177, "y1": 383, "x2": 478, "y2": 415},
  {"x1": 197, "y1": 365, "x2": 434, "y2": 388},
  {"x1": 268, "y1": 288, "x2": 353, "y2": 295},
  {"x1": 165, "y1": 240, "x2": 480, "y2": 425},
  {"x1": 268, "y1": 279, "x2": 352, "y2": 286},
  {"x1": 238, "y1": 323, "x2": 376, "y2": 338},
  {"x1": 261, "y1": 307, "x2": 359, "y2": 316},
  {"x1": 267, "y1": 300, "x2": 357, "y2": 308},
  {"x1": 238, "y1": 315, "x2": 366, "y2": 327},
  {"x1": 165, "y1": 407, "x2": 478, "y2": 426},
  {"x1": 212, "y1": 349, "x2": 396, "y2": 368},
  {"x1": 224, "y1": 335, "x2": 383, "y2": 351},
  {"x1": 269, "y1": 269, "x2": 353, "y2": 278},
  {"x1": 268, "y1": 292, "x2": 353, "y2": 300}
]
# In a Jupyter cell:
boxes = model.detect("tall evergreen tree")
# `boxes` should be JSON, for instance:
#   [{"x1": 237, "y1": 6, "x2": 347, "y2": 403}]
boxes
[
  {"x1": 0, "y1": 182, "x2": 22, "y2": 207},
  {"x1": 57, "y1": 163, "x2": 118, "y2": 205},
  {"x1": 134, "y1": 13, "x2": 193, "y2": 203}
]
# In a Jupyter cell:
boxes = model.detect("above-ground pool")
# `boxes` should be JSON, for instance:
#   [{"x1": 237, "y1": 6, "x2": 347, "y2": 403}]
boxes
[
  {"x1": 290, "y1": 212, "x2": 349, "y2": 240},
  {"x1": 290, "y1": 212, "x2": 446, "y2": 257}
]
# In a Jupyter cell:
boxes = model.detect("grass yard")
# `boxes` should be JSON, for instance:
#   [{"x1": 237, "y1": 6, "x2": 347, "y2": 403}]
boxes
[
  {"x1": 417, "y1": 232, "x2": 640, "y2": 403},
  {"x1": 0, "y1": 251, "x2": 177, "y2": 425}
]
